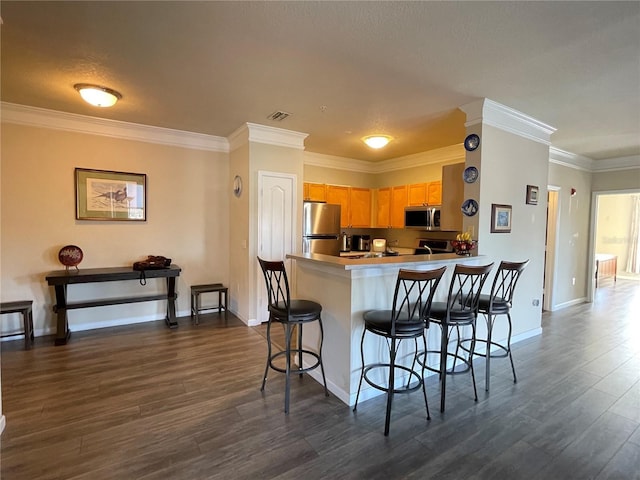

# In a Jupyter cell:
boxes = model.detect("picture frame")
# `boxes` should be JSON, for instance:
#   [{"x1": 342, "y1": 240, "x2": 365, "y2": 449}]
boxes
[
  {"x1": 75, "y1": 168, "x2": 146, "y2": 221},
  {"x1": 491, "y1": 203, "x2": 512, "y2": 233},
  {"x1": 526, "y1": 185, "x2": 539, "y2": 205}
]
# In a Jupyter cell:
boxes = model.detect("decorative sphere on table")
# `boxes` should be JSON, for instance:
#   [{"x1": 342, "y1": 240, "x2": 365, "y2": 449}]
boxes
[{"x1": 58, "y1": 245, "x2": 83, "y2": 270}]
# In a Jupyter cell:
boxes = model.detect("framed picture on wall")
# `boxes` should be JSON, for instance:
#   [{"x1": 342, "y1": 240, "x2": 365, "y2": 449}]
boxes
[
  {"x1": 526, "y1": 185, "x2": 539, "y2": 205},
  {"x1": 491, "y1": 203, "x2": 512, "y2": 233},
  {"x1": 75, "y1": 168, "x2": 147, "y2": 221}
]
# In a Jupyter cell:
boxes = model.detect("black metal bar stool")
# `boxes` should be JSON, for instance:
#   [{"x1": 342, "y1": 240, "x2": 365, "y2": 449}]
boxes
[
  {"x1": 353, "y1": 267, "x2": 446, "y2": 436},
  {"x1": 420, "y1": 263, "x2": 493, "y2": 412},
  {"x1": 459, "y1": 260, "x2": 529, "y2": 391},
  {"x1": 0, "y1": 300, "x2": 35, "y2": 349},
  {"x1": 190, "y1": 283, "x2": 228, "y2": 325},
  {"x1": 257, "y1": 257, "x2": 329, "y2": 413}
]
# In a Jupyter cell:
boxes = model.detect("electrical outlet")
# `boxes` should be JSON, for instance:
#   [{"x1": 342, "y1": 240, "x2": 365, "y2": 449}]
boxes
[
  {"x1": 532, "y1": 299, "x2": 540, "y2": 306},
  {"x1": 572, "y1": 277, "x2": 576, "y2": 285}
]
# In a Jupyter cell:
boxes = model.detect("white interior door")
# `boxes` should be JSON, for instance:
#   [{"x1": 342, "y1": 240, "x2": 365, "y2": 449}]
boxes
[{"x1": 257, "y1": 171, "x2": 297, "y2": 323}]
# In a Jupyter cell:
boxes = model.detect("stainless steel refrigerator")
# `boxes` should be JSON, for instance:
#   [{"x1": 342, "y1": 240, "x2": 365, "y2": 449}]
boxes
[{"x1": 302, "y1": 202, "x2": 341, "y2": 255}]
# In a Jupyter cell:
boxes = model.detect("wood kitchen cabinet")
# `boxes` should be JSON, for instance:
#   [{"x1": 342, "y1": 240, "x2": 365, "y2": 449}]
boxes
[
  {"x1": 303, "y1": 182, "x2": 327, "y2": 202},
  {"x1": 408, "y1": 181, "x2": 442, "y2": 206},
  {"x1": 326, "y1": 185, "x2": 371, "y2": 228},
  {"x1": 428, "y1": 181, "x2": 442, "y2": 205},
  {"x1": 376, "y1": 185, "x2": 407, "y2": 228},
  {"x1": 390, "y1": 185, "x2": 408, "y2": 228},
  {"x1": 376, "y1": 187, "x2": 391, "y2": 227},
  {"x1": 349, "y1": 187, "x2": 372, "y2": 228}
]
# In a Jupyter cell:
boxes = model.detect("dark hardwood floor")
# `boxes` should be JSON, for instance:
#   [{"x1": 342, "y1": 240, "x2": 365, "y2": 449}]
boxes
[{"x1": 1, "y1": 279, "x2": 639, "y2": 479}]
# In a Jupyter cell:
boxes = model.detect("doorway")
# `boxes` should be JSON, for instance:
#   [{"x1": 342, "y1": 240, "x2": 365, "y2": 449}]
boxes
[
  {"x1": 543, "y1": 187, "x2": 560, "y2": 311},
  {"x1": 588, "y1": 190, "x2": 640, "y2": 302}
]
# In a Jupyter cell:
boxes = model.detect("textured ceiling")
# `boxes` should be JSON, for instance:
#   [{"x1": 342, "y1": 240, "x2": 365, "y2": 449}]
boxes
[{"x1": 1, "y1": 1, "x2": 639, "y2": 162}]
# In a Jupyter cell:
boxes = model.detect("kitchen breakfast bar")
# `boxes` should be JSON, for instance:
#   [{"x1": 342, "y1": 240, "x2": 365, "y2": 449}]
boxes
[{"x1": 286, "y1": 252, "x2": 486, "y2": 407}]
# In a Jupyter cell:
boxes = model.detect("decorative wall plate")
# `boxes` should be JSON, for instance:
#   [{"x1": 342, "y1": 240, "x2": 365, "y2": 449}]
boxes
[
  {"x1": 58, "y1": 245, "x2": 83, "y2": 270},
  {"x1": 463, "y1": 166, "x2": 479, "y2": 183},
  {"x1": 464, "y1": 134, "x2": 480, "y2": 151},
  {"x1": 461, "y1": 199, "x2": 479, "y2": 217},
  {"x1": 233, "y1": 175, "x2": 243, "y2": 197}
]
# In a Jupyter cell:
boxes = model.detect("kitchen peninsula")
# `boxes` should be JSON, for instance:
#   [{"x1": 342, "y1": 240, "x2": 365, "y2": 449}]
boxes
[{"x1": 286, "y1": 252, "x2": 487, "y2": 406}]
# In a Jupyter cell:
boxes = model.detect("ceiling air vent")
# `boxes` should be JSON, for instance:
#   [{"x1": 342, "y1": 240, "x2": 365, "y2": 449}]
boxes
[{"x1": 267, "y1": 111, "x2": 291, "y2": 121}]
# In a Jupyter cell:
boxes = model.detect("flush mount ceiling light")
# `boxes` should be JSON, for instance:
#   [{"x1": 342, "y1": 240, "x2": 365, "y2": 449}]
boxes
[
  {"x1": 363, "y1": 135, "x2": 393, "y2": 149},
  {"x1": 74, "y1": 83, "x2": 122, "y2": 107}
]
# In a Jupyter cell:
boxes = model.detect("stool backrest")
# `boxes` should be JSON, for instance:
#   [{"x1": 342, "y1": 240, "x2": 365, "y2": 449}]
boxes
[
  {"x1": 488, "y1": 260, "x2": 530, "y2": 308},
  {"x1": 446, "y1": 263, "x2": 494, "y2": 320},
  {"x1": 257, "y1": 257, "x2": 291, "y2": 315},
  {"x1": 391, "y1": 267, "x2": 446, "y2": 333}
]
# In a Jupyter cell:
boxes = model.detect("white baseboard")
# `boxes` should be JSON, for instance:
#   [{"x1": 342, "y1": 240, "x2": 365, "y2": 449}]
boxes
[{"x1": 551, "y1": 297, "x2": 586, "y2": 311}]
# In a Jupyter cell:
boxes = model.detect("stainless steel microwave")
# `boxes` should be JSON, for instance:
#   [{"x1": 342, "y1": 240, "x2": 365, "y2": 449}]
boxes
[{"x1": 404, "y1": 206, "x2": 441, "y2": 230}]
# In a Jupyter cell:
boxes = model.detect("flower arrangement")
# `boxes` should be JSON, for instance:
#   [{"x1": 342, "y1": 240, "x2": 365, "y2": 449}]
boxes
[{"x1": 452, "y1": 230, "x2": 477, "y2": 256}]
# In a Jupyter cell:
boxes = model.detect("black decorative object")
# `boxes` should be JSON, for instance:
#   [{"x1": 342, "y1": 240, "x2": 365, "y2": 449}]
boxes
[{"x1": 464, "y1": 134, "x2": 480, "y2": 151}]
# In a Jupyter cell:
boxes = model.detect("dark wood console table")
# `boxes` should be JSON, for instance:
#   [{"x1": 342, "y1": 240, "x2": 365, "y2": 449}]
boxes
[{"x1": 45, "y1": 265, "x2": 181, "y2": 345}]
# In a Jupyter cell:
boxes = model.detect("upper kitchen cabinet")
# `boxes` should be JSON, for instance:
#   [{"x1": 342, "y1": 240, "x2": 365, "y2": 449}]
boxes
[
  {"x1": 440, "y1": 163, "x2": 465, "y2": 231},
  {"x1": 303, "y1": 182, "x2": 327, "y2": 202},
  {"x1": 408, "y1": 181, "x2": 442, "y2": 206},
  {"x1": 349, "y1": 187, "x2": 372, "y2": 228},
  {"x1": 377, "y1": 185, "x2": 408, "y2": 228},
  {"x1": 376, "y1": 187, "x2": 391, "y2": 227},
  {"x1": 428, "y1": 181, "x2": 442, "y2": 205},
  {"x1": 391, "y1": 185, "x2": 408, "y2": 228},
  {"x1": 326, "y1": 185, "x2": 371, "y2": 228}
]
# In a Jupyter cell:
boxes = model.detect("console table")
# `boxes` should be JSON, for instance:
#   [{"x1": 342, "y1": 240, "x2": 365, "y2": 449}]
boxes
[{"x1": 45, "y1": 265, "x2": 181, "y2": 345}]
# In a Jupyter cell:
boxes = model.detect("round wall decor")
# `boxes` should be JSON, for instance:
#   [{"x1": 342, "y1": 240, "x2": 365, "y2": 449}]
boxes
[
  {"x1": 464, "y1": 134, "x2": 480, "y2": 151},
  {"x1": 233, "y1": 175, "x2": 243, "y2": 197}
]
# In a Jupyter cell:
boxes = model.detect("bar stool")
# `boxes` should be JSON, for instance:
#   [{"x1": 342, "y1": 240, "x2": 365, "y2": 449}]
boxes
[
  {"x1": 460, "y1": 260, "x2": 529, "y2": 391},
  {"x1": 0, "y1": 300, "x2": 35, "y2": 349},
  {"x1": 353, "y1": 267, "x2": 446, "y2": 436},
  {"x1": 420, "y1": 263, "x2": 494, "y2": 412},
  {"x1": 190, "y1": 283, "x2": 228, "y2": 325},
  {"x1": 257, "y1": 257, "x2": 329, "y2": 413}
]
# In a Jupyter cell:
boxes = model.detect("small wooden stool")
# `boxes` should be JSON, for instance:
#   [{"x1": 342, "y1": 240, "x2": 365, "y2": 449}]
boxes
[
  {"x1": 1, "y1": 300, "x2": 35, "y2": 349},
  {"x1": 190, "y1": 283, "x2": 228, "y2": 325}
]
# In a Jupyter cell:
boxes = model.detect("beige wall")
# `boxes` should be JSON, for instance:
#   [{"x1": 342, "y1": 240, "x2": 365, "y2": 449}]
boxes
[
  {"x1": 466, "y1": 124, "x2": 549, "y2": 339},
  {"x1": 304, "y1": 164, "x2": 377, "y2": 188},
  {"x1": 592, "y1": 167, "x2": 640, "y2": 192},
  {"x1": 1, "y1": 122, "x2": 229, "y2": 335},
  {"x1": 547, "y1": 162, "x2": 593, "y2": 306}
]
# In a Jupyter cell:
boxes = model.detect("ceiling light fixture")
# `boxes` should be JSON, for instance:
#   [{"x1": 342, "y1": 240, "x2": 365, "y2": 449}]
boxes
[
  {"x1": 74, "y1": 83, "x2": 122, "y2": 107},
  {"x1": 363, "y1": 135, "x2": 392, "y2": 149}
]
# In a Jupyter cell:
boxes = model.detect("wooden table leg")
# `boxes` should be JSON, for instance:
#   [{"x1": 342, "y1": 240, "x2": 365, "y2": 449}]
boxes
[
  {"x1": 54, "y1": 285, "x2": 71, "y2": 345},
  {"x1": 165, "y1": 277, "x2": 178, "y2": 329}
]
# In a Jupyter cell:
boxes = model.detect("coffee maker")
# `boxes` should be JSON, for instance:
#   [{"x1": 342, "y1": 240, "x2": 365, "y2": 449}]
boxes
[{"x1": 351, "y1": 234, "x2": 371, "y2": 251}]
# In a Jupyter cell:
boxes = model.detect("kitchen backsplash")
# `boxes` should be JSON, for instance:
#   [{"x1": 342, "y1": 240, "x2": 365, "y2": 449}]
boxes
[{"x1": 342, "y1": 227, "x2": 459, "y2": 249}]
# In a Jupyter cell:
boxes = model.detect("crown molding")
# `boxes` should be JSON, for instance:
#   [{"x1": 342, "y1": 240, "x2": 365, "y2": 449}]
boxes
[
  {"x1": 549, "y1": 147, "x2": 640, "y2": 173},
  {"x1": 590, "y1": 154, "x2": 640, "y2": 173},
  {"x1": 1, "y1": 102, "x2": 228, "y2": 152},
  {"x1": 460, "y1": 98, "x2": 556, "y2": 145},
  {"x1": 304, "y1": 151, "x2": 375, "y2": 173},
  {"x1": 372, "y1": 144, "x2": 465, "y2": 174},
  {"x1": 228, "y1": 122, "x2": 308, "y2": 152},
  {"x1": 549, "y1": 146, "x2": 594, "y2": 172},
  {"x1": 304, "y1": 143, "x2": 465, "y2": 174}
]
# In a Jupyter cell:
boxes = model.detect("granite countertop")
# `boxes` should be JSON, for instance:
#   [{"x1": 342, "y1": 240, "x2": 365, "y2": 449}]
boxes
[{"x1": 287, "y1": 252, "x2": 478, "y2": 270}]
